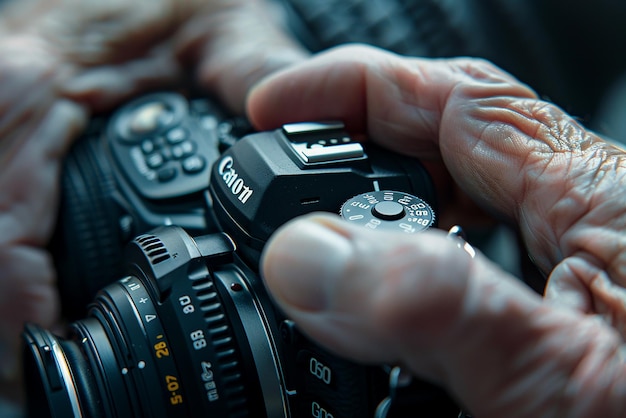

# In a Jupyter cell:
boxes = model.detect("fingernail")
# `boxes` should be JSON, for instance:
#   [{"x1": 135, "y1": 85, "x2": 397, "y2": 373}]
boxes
[{"x1": 261, "y1": 216, "x2": 353, "y2": 312}]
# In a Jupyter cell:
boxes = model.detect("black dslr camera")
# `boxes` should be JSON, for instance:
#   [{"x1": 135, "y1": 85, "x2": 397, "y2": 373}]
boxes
[{"x1": 22, "y1": 92, "x2": 462, "y2": 417}]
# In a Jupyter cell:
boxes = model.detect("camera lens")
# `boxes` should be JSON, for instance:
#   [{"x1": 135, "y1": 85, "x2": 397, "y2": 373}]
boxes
[
  {"x1": 23, "y1": 227, "x2": 288, "y2": 418},
  {"x1": 23, "y1": 323, "x2": 104, "y2": 418}
]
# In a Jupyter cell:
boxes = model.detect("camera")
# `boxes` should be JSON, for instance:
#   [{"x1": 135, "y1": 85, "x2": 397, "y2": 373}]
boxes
[
  {"x1": 46, "y1": 92, "x2": 253, "y2": 319},
  {"x1": 22, "y1": 92, "x2": 463, "y2": 417}
]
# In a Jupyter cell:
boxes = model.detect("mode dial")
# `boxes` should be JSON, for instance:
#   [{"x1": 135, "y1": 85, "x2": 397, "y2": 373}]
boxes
[{"x1": 340, "y1": 191, "x2": 435, "y2": 234}]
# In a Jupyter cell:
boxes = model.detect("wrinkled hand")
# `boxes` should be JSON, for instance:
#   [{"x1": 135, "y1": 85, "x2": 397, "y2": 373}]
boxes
[
  {"x1": 0, "y1": 0, "x2": 307, "y2": 398},
  {"x1": 248, "y1": 45, "x2": 626, "y2": 417},
  {"x1": 0, "y1": 0, "x2": 307, "y2": 113},
  {"x1": 0, "y1": 35, "x2": 84, "y2": 389}
]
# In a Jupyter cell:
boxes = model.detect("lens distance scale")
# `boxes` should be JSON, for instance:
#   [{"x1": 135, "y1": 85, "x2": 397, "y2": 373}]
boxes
[{"x1": 341, "y1": 191, "x2": 435, "y2": 233}]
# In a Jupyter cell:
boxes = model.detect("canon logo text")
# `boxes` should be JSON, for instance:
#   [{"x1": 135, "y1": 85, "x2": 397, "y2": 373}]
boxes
[{"x1": 217, "y1": 156, "x2": 254, "y2": 204}]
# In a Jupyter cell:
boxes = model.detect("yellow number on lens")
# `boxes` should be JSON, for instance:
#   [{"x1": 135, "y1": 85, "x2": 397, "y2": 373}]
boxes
[{"x1": 154, "y1": 341, "x2": 170, "y2": 358}]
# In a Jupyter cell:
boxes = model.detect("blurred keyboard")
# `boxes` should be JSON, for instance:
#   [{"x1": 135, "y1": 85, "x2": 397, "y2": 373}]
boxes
[{"x1": 278, "y1": 0, "x2": 468, "y2": 57}]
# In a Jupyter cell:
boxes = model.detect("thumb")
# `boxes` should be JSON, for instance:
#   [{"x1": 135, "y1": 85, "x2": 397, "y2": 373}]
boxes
[{"x1": 261, "y1": 214, "x2": 626, "y2": 418}]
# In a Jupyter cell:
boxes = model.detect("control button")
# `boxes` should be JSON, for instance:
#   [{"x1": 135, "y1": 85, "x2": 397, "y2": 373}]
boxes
[
  {"x1": 200, "y1": 115, "x2": 219, "y2": 131},
  {"x1": 157, "y1": 167, "x2": 177, "y2": 183},
  {"x1": 145, "y1": 153, "x2": 165, "y2": 169},
  {"x1": 171, "y1": 141, "x2": 196, "y2": 159},
  {"x1": 114, "y1": 93, "x2": 187, "y2": 146},
  {"x1": 140, "y1": 139, "x2": 155, "y2": 155},
  {"x1": 128, "y1": 102, "x2": 174, "y2": 135},
  {"x1": 372, "y1": 201, "x2": 405, "y2": 221},
  {"x1": 182, "y1": 155, "x2": 206, "y2": 174},
  {"x1": 166, "y1": 127, "x2": 188, "y2": 144},
  {"x1": 341, "y1": 190, "x2": 435, "y2": 233},
  {"x1": 160, "y1": 147, "x2": 172, "y2": 161}
]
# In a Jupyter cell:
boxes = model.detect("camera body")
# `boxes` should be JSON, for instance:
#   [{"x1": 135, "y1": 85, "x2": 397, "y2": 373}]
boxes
[
  {"x1": 207, "y1": 118, "x2": 437, "y2": 265},
  {"x1": 51, "y1": 92, "x2": 251, "y2": 317},
  {"x1": 26, "y1": 92, "x2": 461, "y2": 417}
]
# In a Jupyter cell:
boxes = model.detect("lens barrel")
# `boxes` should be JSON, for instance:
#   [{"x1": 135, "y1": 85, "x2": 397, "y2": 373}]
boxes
[{"x1": 23, "y1": 226, "x2": 285, "y2": 417}]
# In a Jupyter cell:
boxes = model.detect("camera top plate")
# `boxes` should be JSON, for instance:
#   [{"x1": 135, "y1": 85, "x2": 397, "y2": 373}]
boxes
[{"x1": 208, "y1": 120, "x2": 436, "y2": 263}]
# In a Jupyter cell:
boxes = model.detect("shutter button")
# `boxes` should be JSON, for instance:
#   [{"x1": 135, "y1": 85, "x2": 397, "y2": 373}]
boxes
[{"x1": 372, "y1": 201, "x2": 405, "y2": 221}]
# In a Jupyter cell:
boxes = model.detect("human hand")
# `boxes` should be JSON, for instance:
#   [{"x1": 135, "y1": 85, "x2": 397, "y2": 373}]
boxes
[
  {"x1": 248, "y1": 45, "x2": 626, "y2": 417},
  {"x1": 0, "y1": 0, "x2": 307, "y2": 113},
  {"x1": 0, "y1": 0, "x2": 307, "y2": 399}
]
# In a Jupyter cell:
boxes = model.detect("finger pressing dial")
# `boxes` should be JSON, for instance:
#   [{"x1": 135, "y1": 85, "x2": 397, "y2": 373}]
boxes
[{"x1": 340, "y1": 191, "x2": 435, "y2": 234}]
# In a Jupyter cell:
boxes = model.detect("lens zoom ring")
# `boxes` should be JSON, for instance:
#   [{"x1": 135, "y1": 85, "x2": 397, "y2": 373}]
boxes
[{"x1": 191, "y1": 277, "x2": 249, "y2": 416}]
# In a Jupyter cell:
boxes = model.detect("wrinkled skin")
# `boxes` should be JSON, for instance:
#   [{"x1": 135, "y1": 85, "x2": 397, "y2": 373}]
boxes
[
  {"x1": 249, "y1": 45, "x2": 626, "y2": 417},
  {"x1": 0, "y1": 0, "x2": 307, "y2": 402}
]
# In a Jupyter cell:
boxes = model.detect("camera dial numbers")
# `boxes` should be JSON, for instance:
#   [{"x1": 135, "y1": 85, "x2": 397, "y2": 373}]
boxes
[{"x1": 340, "y1": 191, "x2": 435, "y2": 234}]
